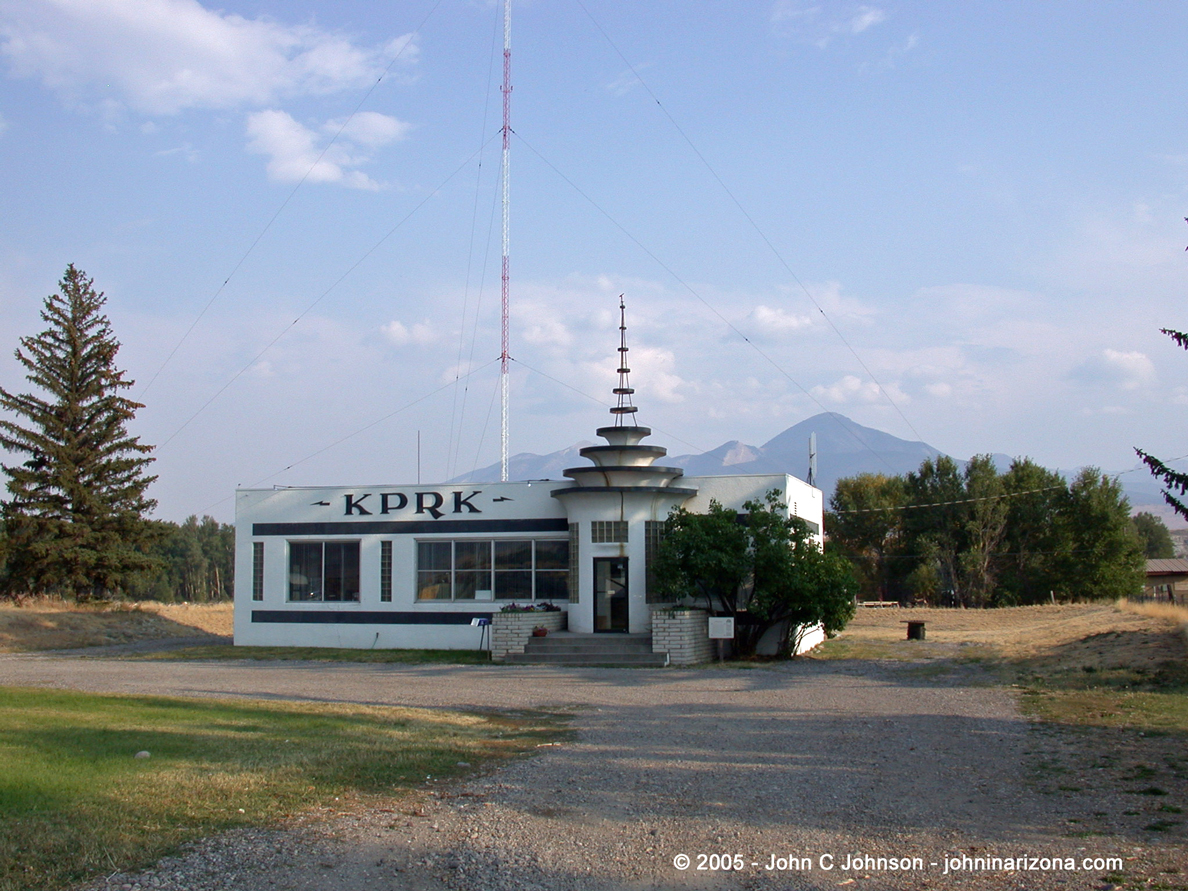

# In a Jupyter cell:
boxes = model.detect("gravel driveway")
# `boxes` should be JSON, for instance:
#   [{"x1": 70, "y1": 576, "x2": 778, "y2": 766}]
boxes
[{"x1": 1, "y1": 653, "x2": 1181, "y2": 890}]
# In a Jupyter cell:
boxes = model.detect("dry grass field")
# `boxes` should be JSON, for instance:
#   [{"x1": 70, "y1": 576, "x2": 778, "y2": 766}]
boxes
[
  {"x1": 815, "y1": 600, "x2": 1188, "y2": 670},
  {"x1": 0, "y1": 598, "x2": 232, "y2": 652}
]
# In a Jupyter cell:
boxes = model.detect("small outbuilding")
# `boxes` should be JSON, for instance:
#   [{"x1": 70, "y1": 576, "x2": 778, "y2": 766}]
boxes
[{"x1": 1144, "y1": 558, "x2": 1188, "y2": 605}]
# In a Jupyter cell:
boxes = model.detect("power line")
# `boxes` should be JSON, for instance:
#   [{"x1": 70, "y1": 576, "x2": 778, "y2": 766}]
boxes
[
  {"x1": 832, "y1": 484, "x2": 1066, "y2": 515},
  {"x1": 509, "y1": 357, "x2": 709, "y2": 456},
  {"x1": 139, "y1": 1, "x2": 443, "y2": 398},
  {"x1": 157, "y1": 133, "x2": 499, "y2": 451},
  {"x1": 198, "y1": 358, "x2": 498, "y2": 515},
  {"x1": 571, "y1": 0, "x2": 926, "y2": 445},
  {"x1": 514, "y1": 132, "x2": 902, "y2": 479}
]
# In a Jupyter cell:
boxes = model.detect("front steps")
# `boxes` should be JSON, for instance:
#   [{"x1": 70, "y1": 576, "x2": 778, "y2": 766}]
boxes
[{"x1": 503, "y1": 631, "x2": 668, "y2": 667}]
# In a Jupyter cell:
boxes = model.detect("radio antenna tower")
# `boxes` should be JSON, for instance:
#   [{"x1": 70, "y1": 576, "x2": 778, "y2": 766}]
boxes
[{"x1": 499, "y1": 0, "x2": 512, "y2": 481}]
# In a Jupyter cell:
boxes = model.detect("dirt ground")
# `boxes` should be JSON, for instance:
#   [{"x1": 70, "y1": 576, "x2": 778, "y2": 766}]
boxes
[
  {"x1": 816, "y1": 601, "x2": 1188, "y2": 670},
  {"x1": 2, "y1": 599, "x2": 1186, "y2": 890},
  {"x1": 0, "y1": 599, "x2": 232, "y2": 652}
]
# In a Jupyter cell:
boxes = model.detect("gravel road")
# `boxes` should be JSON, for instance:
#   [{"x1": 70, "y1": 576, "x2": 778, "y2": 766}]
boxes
[{"x1": 2, "y1": 652, "x2": 1182, "y2": 891}]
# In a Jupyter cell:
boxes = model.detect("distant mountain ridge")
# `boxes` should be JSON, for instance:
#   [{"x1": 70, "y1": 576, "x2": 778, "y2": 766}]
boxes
[
  {"x1": 451, "y1": 412, "x2": 942, "y2": 497},
  {"x1": 450, "y1": 411, "x2": 1179, "y2": 525}
]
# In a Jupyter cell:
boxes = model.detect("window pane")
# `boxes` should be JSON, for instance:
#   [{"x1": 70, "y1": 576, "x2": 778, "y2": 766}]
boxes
[
  {"x1": 455, "y1": 541, "x2": 491, "y2": 571},
  {"x1": 324, "y1": 542, "x2": 360, "y2": 602},
  {"x1": 289, "y1": 542, "x2": 322, "y2": 601},
  {"x1": 417, "y1": 571, "x2": 452, "y2": 600},
  {"x1": 534, "y1": 540, "x2": 568, "y2": 570},
  {"x1": 535, "y1": 570, "x2": 568, "y2": 602},
  {"x1": 494, "y1": 571, "x2": 532, "y2": 600},
  {"x1": 252, "y1": 542, "x2": 264, "y2": 602},
  {"x1": 495, "y1": 540, "x2": 532, "y2": 570},
  {"x1": 380, "y1": 541, "x2": 392, "y2": 603},
  {"x1": 454, "y1": 571, "x2": 484, "y2": 600},
  {"x1": 418, "y1": 541, "x2": 452, "y2": 571}
]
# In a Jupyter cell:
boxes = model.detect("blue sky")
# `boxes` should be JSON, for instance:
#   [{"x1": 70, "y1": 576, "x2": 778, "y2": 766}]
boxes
[{"x1": 1, "y1": 0, "x2": 1187, "y2": 523}]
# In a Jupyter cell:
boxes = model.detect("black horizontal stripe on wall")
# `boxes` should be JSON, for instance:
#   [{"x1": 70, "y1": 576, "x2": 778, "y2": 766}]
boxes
[
  {"x1": 252, "y1": 610, "x2": 494, "y2": 625},
  {"x1": 252, "y1": 518, "x2": 569, "y2": 536}
]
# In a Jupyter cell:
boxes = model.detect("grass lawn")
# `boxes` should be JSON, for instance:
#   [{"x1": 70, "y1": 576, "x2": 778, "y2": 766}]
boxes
[{"x1": 0, "y1": 686, "x2": 560, "y2": 891}]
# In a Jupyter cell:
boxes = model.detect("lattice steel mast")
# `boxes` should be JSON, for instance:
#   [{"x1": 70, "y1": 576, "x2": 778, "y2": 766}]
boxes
[{"x1": 499, "y1": 0, "x2": 512, "y2": 481}]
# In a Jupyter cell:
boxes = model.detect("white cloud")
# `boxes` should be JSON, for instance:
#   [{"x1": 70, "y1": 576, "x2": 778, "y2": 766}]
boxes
[
  {"x1": 331, "y1": 111, "x2": 412, "y2": 149},
  {"x1": 750, "y1": 304, "x2": 812, "y2": 333},
  {"x1": 771, "y1": 2, "x2": 887, "y2": 45},
  {"x1": 849, "y1": 6, "x2": 886, "y2": 33},
  {"x1": 0, "y1": 0, "x2": 417, "y2": 115},
  {"x1": 246, "y1": 108, "x2": 407, "y2": 189},
  {"x1": 154, "y1": 143, "x2": 198, "y2": 163},
  {"x1": 1071, "y1": 348, "x2": 1156, "y2": 391},
  {"x1": 382, "y1": 319, "x2": 435, "y2": 346},
  {"x1": 812, "y1": 374, "x2": 908, "y2": 405},
  {"x1": 630, "y1": 346, "x2": 686, "y2": 404},
  {"x1": 605, "y1": 64, "x2": 649, "y2": 97}
]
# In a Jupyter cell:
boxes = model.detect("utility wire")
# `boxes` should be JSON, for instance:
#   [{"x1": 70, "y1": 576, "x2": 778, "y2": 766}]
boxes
[
  {"x1": 199, "y1": 358, "x2": 498, "y2": 514},
  {"x1": 139, "y1": 2, "x2": 443, "y2": 398},
  {"x1": 157, "y1": 133, "x2": 499, "y2": 451},
  {"x1": 448, "y1": 2, "x2": 504, "y2": 481},
  {"x1": 509, "y1": 357, "x2": 709, "y2": 456},
  {"x1": 832, "y1": 484, "x2": 1066, "y2": 514},
  {"x1": 514, "y1": 132, "x2": 902, "y2": 478},
  {"x1": 572, "y1": 0, "x2": 926, "y2": 445}
]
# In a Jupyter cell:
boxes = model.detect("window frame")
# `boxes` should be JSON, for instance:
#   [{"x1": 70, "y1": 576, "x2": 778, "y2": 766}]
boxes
[
  {"x1": 287, "y1": 540, "x2": 361, "y2": 603},
  {"x1": 415, "y1": 538, "x2": 569, "y2": 603}
]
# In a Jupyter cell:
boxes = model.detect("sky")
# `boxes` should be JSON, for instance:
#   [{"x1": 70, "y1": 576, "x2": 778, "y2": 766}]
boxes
[{"x1": 1, "y1": 0, "x2": 1187, "y2": 524}]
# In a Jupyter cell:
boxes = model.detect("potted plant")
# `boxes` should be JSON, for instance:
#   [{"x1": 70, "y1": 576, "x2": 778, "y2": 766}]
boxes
[{"x1": 532, "y1": 625, "x2": 549, "y2": 637}]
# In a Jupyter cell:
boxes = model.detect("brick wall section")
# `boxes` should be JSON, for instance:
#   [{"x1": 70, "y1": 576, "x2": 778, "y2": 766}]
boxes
[
  {"x1": 650, "y1": 607, "x2": 714, "y2": 665},
  {"x1": 490, "y1": 611, "x2": 567, "y2": 661}
]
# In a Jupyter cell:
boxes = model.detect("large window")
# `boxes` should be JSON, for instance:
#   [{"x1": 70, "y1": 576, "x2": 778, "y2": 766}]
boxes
[
  {"x1": 417, "y1": 539, "x2": 569, "y2": 602},
  {"x1": 289, "y1": 541, "x2": 360, "y2": 602}
]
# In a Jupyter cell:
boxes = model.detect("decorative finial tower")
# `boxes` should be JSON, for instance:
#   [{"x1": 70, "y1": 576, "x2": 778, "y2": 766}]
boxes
[
  {"x1": 611, "y1": 295, "x2": 637, "y2": 425},
  {"x1": 552, "y1": 296, "x2": 698, "y2": 634}
]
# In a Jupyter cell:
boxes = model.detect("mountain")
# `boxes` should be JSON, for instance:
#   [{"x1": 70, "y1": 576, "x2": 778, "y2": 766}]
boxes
[
  {"x1": 451, "y1": 412, "x2": 941, "y2": 497},
  {"x1": 449, "y1": 411, "x2": 1182, "y2": 525}
]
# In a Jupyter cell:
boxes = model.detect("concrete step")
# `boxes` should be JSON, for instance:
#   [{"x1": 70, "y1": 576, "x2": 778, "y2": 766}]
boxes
[
  {"x1": 523, "y1": 638, "x2": 655, "y2": 653},
  {"x1": 507, "y1": 633, "x2": 668, "y2": 667},
  {"x1": 504, "y1": 650, "x2": 669, "y2": 667}
]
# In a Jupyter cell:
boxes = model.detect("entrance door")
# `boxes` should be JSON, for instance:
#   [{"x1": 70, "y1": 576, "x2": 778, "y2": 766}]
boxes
[{"x1": 593, "y1": 557, "x2": 629, "y2": 632}]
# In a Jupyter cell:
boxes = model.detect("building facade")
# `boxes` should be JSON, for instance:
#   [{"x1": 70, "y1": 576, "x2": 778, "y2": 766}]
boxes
[{"x1": 233, "y1": 305, "x2": 824, "y2": 649}]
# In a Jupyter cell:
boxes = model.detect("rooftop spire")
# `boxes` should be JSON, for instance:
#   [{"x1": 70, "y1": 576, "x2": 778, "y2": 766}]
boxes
[{"x1": 610, "y1": 295, "x2": 637, "y2": 425}]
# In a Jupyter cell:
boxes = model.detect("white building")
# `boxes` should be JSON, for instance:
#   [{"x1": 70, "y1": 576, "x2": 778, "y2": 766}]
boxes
[{"x1": 233, "y1": 307, "x2": 823, "y2": 650}]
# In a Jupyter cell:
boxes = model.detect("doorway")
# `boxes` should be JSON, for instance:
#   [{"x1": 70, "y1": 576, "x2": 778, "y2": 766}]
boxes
[{"x1": 593, "y1": 557, "x2": 629, "y2": 632}]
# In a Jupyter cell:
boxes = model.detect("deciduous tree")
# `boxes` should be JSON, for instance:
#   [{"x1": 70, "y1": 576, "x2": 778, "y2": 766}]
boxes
[
  {"x1": 825, "y1": 473, "x2": 905, "y2": 602},
  {"x1": 1132, "y1": 511, "x2": 1175, "y2": 560},
  {"x1": 654, "y1": 492, "x2": 857, "y2": 657}
]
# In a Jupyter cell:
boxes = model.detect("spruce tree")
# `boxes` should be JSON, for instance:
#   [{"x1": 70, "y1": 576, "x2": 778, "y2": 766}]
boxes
[
  {"x1": 0, "y1": 265, "x2": 158, "y2": 600},
  {"x1": 1137, "y1": 328, "x2": 1188, "y2": 521}
]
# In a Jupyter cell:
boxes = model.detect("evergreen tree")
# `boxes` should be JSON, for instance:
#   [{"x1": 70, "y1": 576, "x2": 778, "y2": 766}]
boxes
[
  {"x1": 1137, "y1": 328, "x2": 1188, "y2": 520},
  {"x1": 0, "y1": 265, "x2": 158, "y2": 601}
]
